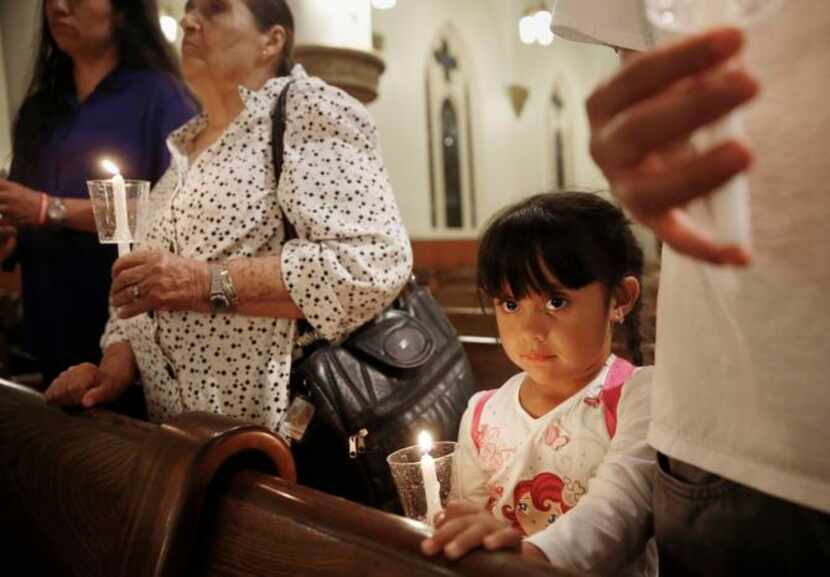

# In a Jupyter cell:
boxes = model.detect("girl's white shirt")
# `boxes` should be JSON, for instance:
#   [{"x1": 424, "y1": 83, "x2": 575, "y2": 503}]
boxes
[{"x1": 453, "y1": 356, "x2": 657, "y2": 577}]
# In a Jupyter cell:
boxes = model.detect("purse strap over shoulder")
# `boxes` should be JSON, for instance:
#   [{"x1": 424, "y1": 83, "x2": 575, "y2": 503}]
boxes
[
  {"x1": 270, "y1": 78, "x2": 321, "y2": 347},
  {"x1": 272, "y1": 78, "x2": 298, "y2": 241},
  {"x1": 271, "y1": 78, "x2": 415, "y2": 351}
]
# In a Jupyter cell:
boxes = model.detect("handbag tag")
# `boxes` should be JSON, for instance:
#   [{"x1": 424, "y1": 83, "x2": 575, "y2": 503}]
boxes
[{"x1": 278, "y1": 395, "x2": 316, "y2": 443}]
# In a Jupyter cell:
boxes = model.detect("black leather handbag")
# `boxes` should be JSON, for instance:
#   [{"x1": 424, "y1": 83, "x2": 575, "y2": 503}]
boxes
[{"x1": 272, "y1": 80, "x2": 476, "y2": 510}]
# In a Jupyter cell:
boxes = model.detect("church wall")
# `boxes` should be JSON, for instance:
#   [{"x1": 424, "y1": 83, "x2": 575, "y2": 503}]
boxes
[
  {"x1": 370, "y1": 0, "x2": 620, "y2": 239},
  {"x1": 0, "y1": 21, "x2": 10, "y2": 161},
  {"x1": 0, "y1": 0, "x2": 657, "y2": 261},
  {"x1": 0, "y1": 0, "x2": 39, "y2": 160},
  {"x1": 0, "y1": 0, "x2": 39, "y2": 133}
]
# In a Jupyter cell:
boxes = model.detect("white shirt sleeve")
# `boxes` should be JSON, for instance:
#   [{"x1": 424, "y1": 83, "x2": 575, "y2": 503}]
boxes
[
  {"x1": 525, "y1": 367, "x2": 655, "y2": 576},
  {"x1": 278, "y1": 78, "x2": 413, "y2": 342},
  {"x1": 99, "y1": 304, "x2": 128, "y2": 350},
  {"x1": 451, "y1": 392, "x2": 492, "y2": 506}
]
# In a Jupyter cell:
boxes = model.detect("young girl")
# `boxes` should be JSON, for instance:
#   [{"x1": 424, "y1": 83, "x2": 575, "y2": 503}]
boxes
[{"x1": 422, "y1": 192, "x2": 657, "y2": 577}]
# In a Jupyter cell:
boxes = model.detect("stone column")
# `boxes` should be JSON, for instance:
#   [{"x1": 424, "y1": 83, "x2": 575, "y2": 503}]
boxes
[{"x1": 287, "y1": 0, "x2": 385, "y2": 103}]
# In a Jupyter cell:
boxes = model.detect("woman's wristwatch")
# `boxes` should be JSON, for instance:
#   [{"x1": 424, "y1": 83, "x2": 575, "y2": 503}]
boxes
[
  {"x1": 45, "y1": 195, "x2": 67, "y2": 227},
  {"x1": 208, "y1": 263, "x2": 239, "y2": 313}
]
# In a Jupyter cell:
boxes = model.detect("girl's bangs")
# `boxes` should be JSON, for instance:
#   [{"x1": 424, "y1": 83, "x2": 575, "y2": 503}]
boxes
[{"x1": 478, "y1": 206, "x2": 601, "y2": 300}]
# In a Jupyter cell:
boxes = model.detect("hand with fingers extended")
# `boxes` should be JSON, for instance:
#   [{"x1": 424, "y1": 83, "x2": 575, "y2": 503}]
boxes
[
  {"x1": 421, "y1": 501, "x2": 539, "y2": 561},
  {"x1": 588, "y1": 27, "x2": 760, "y2": 266},
  {"x1": 110, "y1": 249, "x2": 210, "y2": 319},
  {"x1": 44, "y1": 342, "x2": 137, "y2": 409}
]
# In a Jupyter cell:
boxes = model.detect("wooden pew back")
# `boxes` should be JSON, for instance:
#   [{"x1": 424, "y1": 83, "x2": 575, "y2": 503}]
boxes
[{"x1": 0, "y1": 380, "x2": 572, "y2": 577}]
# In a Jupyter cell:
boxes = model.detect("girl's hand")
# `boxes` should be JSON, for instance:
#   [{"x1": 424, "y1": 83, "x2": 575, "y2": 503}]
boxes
[
  {"x1": 110, "y1": 249, "x2": 210, "y2": 319},
  {"x1": 421, "y1": 501, "x2": 523, "y2": 560},
  {"x1": 0, "y1": 179, "x2": 44, "y2": 227}
]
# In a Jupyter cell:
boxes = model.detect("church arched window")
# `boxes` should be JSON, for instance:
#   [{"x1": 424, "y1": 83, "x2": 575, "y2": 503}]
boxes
[
  {"x1": 426, "y1": 30, "x2": 476, "y2": 230},
  {"x1": 440, "y1": 98, "x2": 462, "y2": 228},
  {"x1": 548, "y1": 84, "x2": 574, "y2": 191}
]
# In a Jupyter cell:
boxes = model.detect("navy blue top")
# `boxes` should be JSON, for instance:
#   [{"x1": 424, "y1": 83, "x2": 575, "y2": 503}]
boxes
[{"x1": 9, "y1": 67, "x2": 196, "y2": 384}]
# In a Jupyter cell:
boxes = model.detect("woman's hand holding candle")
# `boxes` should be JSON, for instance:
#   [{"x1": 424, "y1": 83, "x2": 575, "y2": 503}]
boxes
[{"x1": 110, "y1": 249, "x2": 210, "y2": 319}]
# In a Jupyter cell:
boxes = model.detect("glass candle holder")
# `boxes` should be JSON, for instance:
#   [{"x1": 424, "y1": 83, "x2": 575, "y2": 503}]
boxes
[
  {"x1": 643, "y1": 0, "x2": 781, "y2": 247},
  {"x1": 86, "y1": 179, "x2": 150, "y2": 247},
  {"x1": 387, "y1": 441, "x2": 456, "y2": 525},
  {"x1": 644, "y1": 0, "x2": 781, "y2": 34}
]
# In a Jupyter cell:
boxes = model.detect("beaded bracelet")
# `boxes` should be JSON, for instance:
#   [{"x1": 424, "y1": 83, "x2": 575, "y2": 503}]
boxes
[{"x1": 37, "y1": 193, "x2": 48, "y2": 227}]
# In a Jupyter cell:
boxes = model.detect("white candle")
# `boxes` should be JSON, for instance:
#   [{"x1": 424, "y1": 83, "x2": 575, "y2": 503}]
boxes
[
  {"x1": 418, "y1": 431, "x2": 443, "y2": 525},
  {"x1": 646, "y1": 0, "x2": 762, "y2": 251},
  {"x1": 694, "y1": 0, "x2": 750, "y2": 248},
  {"x1": 101, "y1": 159, "x2": 131, "y2": 257},
  {"x1": 703, "y1": 112, "x2": 751, "y2": 247}
]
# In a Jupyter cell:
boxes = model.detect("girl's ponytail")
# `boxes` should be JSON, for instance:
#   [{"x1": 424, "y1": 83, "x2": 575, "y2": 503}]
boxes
[{"x1": 623, "y1": 299, "x2": 644, "y2": 366}]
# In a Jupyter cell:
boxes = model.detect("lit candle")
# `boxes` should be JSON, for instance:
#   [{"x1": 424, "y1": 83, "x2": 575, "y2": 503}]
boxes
[
  {"x1": 418, "y1": 431, "x2": 443, "y2": 525},
  {"x1": 101, "y1": 159, "x2": 131, "y2": 257}
]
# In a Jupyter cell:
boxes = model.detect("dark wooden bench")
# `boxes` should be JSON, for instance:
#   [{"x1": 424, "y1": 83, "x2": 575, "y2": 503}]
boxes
[{"x1": 0, "y1": 379, "x2": 574, "y2": 577}]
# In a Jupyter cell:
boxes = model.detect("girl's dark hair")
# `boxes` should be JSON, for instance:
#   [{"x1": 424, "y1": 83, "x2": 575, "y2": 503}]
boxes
[
  {"x1": 243, "y1": 0, "x2": 296, "y2": 77},
  {"x1": 13, "y1": 0, "x2": 183, "y2": 168},
  {"x1": 477, "y1": 191, "x2": 645, "y2": 365}
]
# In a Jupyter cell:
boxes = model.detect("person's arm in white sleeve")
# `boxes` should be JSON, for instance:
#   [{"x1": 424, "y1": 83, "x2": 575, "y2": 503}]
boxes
[
  {"x1": 100, "y1": 305, "x2": 128, "y2": 351},
  {"x1": 525, "y1": 367, "x2": 655, "y2": 576},
  {"x1": 43, "y1": 307, "x2": 137, "y2": 406},
  {"x1": 278, "y1": 78, "x2": 413, "y2": 342}
]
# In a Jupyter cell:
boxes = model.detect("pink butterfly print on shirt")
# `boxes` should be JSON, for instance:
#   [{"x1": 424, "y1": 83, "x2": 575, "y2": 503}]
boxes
[
  {"x1": 544, "y1": 423, "x2": 570, "y2": 450},
  {"x1": 478, "y1": 425, "x2": 516, "y2": 472}
]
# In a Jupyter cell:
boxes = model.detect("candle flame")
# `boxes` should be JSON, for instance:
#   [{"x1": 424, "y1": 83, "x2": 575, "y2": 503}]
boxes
[
  {"x1": 101, "y1": 158, "x2": 121, "y2": 176},
  {"x1": 418, "y1": 431, "x2": 433, "y2": 454}
]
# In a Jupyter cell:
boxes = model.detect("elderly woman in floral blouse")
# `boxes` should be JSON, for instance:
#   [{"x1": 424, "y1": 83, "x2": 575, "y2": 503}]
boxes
[{"x1": 45, "y1": 0, "x2": 412, "y2": 432}]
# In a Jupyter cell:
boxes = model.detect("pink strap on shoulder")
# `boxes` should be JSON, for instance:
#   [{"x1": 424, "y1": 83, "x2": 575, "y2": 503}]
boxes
[
  {"x1": 470, "y1": 390, "x2": 497, "y2": 453},
  {"x1": 599, "y1": 357, "x2": 637, "y2": 438}
]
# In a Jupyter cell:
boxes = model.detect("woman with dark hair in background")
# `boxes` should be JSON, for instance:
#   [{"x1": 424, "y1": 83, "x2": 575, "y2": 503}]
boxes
[
  {"x1": 0, "y1": 0, "x2": 195, "y2": 386},
  {"x1": 45, "y1": 0, "x2": 411, "y2": 453}
]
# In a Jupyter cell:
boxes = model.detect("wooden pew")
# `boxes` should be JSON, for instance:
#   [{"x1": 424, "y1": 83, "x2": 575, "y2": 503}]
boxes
[{"x1": 0, "y1": 379, "x2": 573, "y2": 577}]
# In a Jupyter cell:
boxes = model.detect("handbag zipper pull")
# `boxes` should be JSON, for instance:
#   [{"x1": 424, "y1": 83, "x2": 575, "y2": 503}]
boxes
[
  {"x1": 348, "y1": 428, "x2": 369, "y2": 459},
  {"x1": 357, "y1": 428, "x2": 368, "y2": 455}
]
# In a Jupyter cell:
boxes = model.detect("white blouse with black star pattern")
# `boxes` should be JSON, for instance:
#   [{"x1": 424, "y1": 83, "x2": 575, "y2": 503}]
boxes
[{"x1": 102, "y1": 65, "x2": 412, "y2": 431}]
